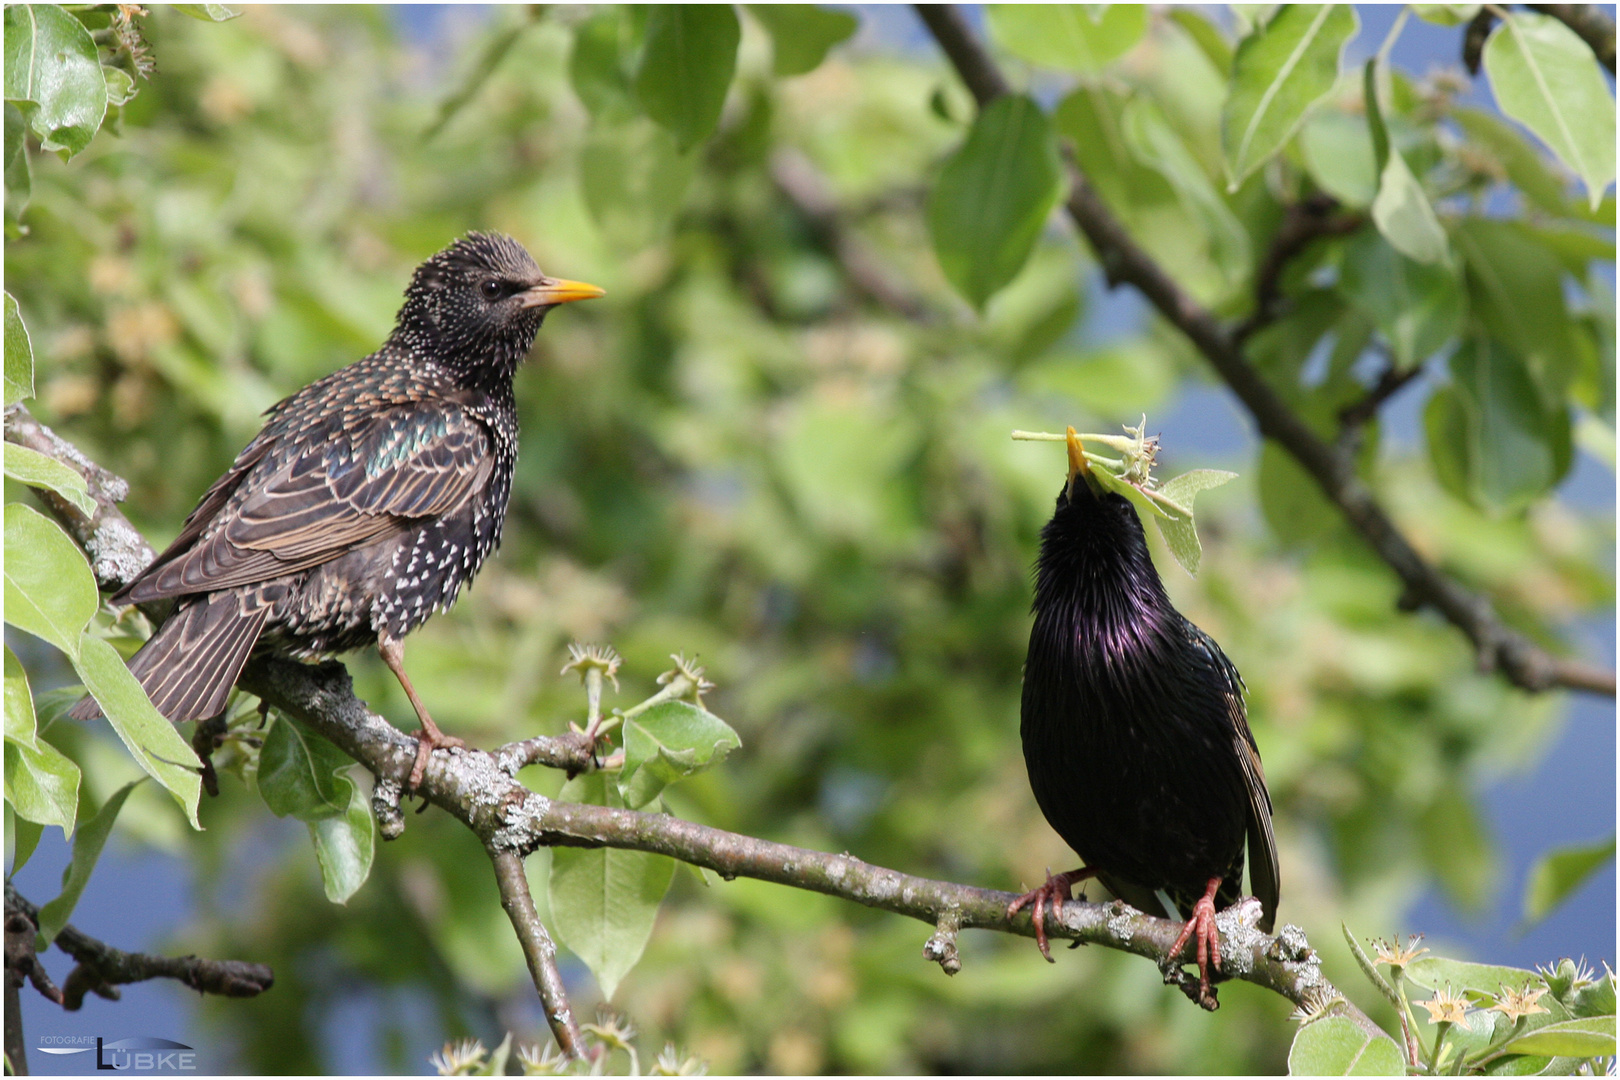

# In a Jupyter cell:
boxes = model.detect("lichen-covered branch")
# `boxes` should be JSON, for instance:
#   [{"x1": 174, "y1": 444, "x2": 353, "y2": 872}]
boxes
[
  {"x1": 489, "y1": 851, "x2": 588, "y2": 1062},
  {"x1": 5, "y1": 405, "x2": 157, "y2": 590},
  {"x1": 910, "y1": 4, "x2": 1614, "y2": 699},
  {"x1": 15, "y1": 416, "x2": 1382, "y2": 1032}
]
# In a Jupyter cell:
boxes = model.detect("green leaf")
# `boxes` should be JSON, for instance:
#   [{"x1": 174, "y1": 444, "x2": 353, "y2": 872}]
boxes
[
  {"x1": 1454, "y1": 219, "x2": 1578, "y2": 402},
  {"x1": 1406, "y1": 957, "x2": 1544, "y2": 1000},
  {"x1": 1499, "y1": 1017, "x2": 1616, "y2": 1059},
  {"x1": 1287, "y1": 1016, "x2": 1407, "y2": 1075},
  {"x1": 570, "y1": 10, "x2": 632, "y2": 120},
  {"x1": 1146, "y1": 469, "x2": 1238, "y2": 577},
  {"x1": 775, "y1": 397, "x2": 922, "y2": 554},
  {"x1": 1170, "y1": 9, "x2": 1234, "y2": 74},
  {"x1": 2, "y1": 3, "x2": 107, "y2": 159},
  {"x1": 9, "y1": 812, "x2": 43, "y2": 874},
  {"x1": 1451, "y1": 105, "x2": 1576, "y2": 218},
  {"x1": 1418, "y1": 782, "x2": 1498, "y2": 911},
  {"x1": 985, "y1": 5, "x2": 1148, "y2": 74},
  {"x1": 3, "y1": 646, "x2": 35, "y2": 749},
  {"x1": 308, "y1": 773, "x2": 374, "y2": 904},
  {"x1": 102, "y1": 66, "x2": 135, "y2": 108},
  {"x1": 747, "y1": 5, "x2": 858, "y2": 77},
  {"x1": 1336, "y1": 230, "x2": 1464, "y2": 365},
  {"x1": 1428, "y1": 337, "x2": 1572, "y2": 513},
  {"x1": 4, "y1": 103, "x2": 31, "y2": 227},
  {"x1": 1410, "y1": 5, "x2": 1481, "y2": 26},
  {"x1": 34, "y1": 780, "x2": 139, "y2": 946},
  {"x1": 4, "y1": 443, "x2": 96, "y2": 516},
  {"x1": 5, "y1": 729, "x2": 81, "y2": 835},
  {"x1": 1259, "y1": 441, "x2": 1338, "y2": 546},
  {"x1": 258, "y1": 713, "x2": 354, "y2": 821},
  {"x1": 618, "y1": 699, "x2": 741, "y2": 809},
  {"x1": 1222, "y1": 4, "x2": 1358, "y2": 190},
  {"x1": 170, "y1": 4, "x2": 242, "y2": 20},
  {"x1": 928, "y1": 94, "x2": 1063, "y2": 310},
  {"x1": 1121, "y1": 96, "x2": 1250, "y2": 292},
  {"x1": 4, "y1": 646, "x2": 79, "y2": 835},
  {"x1": 74, "y1": 636, "x2": 203, "y2": 829},
  {"x1": 580, "y1": 117, "x2": 696, "y2": 251},
  {"x1": 1571, "y1": 971, "x2": 1616, "y2": 1019},
  {"x1": 5, "y1": 291, "x2": 33, "y2": 407},
  {"x1": 1371, "y1": 149, "x2": 1449, "y2": 265},
  {"x1": 423, "y1": 12, "x2": 536, "y2": 142},
  {"x1": 1361, "y1": 58, "x2": 1389, "y2": 174},
  {"x1": 3, "y1": 503, "x2": 97, "y2": 659},
  {"x1": 549, "y1": 772, "x2": 676, "y2": 1000},
  {"x1": 633, "y1": 6, "x2": 739, "y2": 152},
  {"x1": 1054, "y1": 86, "x2": 1226, "y2": 304},
  {"x1": 1523, "y1": 835, "x2": 1614, "y2": 925},
  {"x1": 1299, "y1": 109, "x2": 1378, "y2": 207},
  {"x1": 1484, "y1": 13, "x2": 1616, "y2": 211}
]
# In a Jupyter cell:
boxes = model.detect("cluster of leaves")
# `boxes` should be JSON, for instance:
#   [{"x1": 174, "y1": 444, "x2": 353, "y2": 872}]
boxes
[
  {"x1": 944, "y1": 3, "x2": 1613, "y2": 522},
  {"x1": 547, "y1": 648, "x2": 741, "y2": 1001},
  {"x1": 2, "y1": 4, "x2": 1612, "y2": 1075},
  {"x1": 1291, "y1": 933, "x2": 1617, "y2": 1075},
  {"x1": 3, "y1": 0, "x2": 245, "y2": 992}
]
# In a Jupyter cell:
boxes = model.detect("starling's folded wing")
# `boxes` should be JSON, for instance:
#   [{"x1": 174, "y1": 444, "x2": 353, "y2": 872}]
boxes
[
  {"x1": 1235, "y1": 724, "x2": 1279, "y2": 933},
  {"x1": 1185, "y1": 622, "x2": 1279, "y2": 932},
  {"x1": 119, "y1": 403, "x2": 494, "y2": 602}
]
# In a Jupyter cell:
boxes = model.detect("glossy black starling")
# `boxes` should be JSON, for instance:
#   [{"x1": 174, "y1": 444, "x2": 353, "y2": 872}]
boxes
[
  {"x1": 1010, "y1": 428, "x2": 1278, "y2": 1009},
  {"x1": 70, "y1": 233, "x2": 603, "y2": 787}
]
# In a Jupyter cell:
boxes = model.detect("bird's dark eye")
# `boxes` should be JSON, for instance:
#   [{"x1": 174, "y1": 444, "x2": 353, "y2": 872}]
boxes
[{"x1": 480, "y1": 279, "x2": 504, "y2": 301}]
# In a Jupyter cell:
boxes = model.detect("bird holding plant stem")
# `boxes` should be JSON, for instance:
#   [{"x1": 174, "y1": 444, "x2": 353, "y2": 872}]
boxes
[
  {"x1": 1010, "y1": 426, "x2": 1278, "y2": 1010},
  {"x1": 69, "y1": 233, "x2": 604, "y2": 789}
]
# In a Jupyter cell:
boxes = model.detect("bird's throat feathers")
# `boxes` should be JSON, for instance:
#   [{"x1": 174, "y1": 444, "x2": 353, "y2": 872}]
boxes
[{"x1": 1032, "y1": 487, "x2": 1176, "y2": 667}]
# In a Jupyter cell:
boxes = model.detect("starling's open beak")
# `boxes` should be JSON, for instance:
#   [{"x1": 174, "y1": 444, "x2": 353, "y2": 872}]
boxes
[
  {"x1": 1066, "y1": 426, "x2": 1103, "y2": 499},
  {"x1": 517, "y1": 278, "x2": 606, "y2": 309}
]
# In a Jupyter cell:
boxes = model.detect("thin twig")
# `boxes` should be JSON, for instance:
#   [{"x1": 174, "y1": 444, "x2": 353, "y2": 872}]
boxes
[
  {"x1": 910, "y1": 5, "x2": 1614, "y2": 699},
  {"x1": 1337, "y1": 350, "x2": 1429, "y2": 462},
  {"x1": 769, "y1": 149, "x2": 936, "y2": 321},
  {"x1": 489, "y1": 851, "x2": 588, "y2": 1061},
  {"x1": 494, "y1": 731, "x2": 600, "y2": 777},
  {"x1": 1233, "y1": 195, "x2": 1365, "y2": 343},
  {"x1": 5, "y1": 885, "x2": 273, "y2": 1010}
]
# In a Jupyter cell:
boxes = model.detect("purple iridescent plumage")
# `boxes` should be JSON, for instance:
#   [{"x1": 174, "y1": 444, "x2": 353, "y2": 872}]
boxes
[{"x1": 1015, "y1": 448, "x2": 1278, "y2": 1007}]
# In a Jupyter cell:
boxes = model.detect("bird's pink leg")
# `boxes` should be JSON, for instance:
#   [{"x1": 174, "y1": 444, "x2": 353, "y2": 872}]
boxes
[
  {"x1": 1007, "y1": 867, "x2": 1096, "y2": 961},
  {"x1": 379, "y1": 634, "x2": 465, "y2": 790},
  {"x1": 1167, "y1": 876, "x2": 1225, "y2": 1004}
]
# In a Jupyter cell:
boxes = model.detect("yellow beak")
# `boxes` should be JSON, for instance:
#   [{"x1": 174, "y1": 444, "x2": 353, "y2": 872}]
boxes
[
  {"x1": 1066, "y1": 426, "x2": 1099, "y2": 498},
  {"x1": 517, "y1": 278, "x2": 606, "y2": 308}
]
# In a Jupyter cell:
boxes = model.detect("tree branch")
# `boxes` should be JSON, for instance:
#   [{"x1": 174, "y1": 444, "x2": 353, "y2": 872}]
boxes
[
  {"x1": 12, "y1": 414, "x2": 1385, "y2": 1031},
  {"x1": 910, "y1": 5, "x2": 1615, "y2": 699},
  {"x1": 1233, "y1": 194, "x2": 1365, "y2": 344},
  {"x1": 489, "y1": 851, "x2": 588, "y2": 1062},
  {"x1": 769, "y1": 149, "x2": 937, "y2": 322},
  {"x1": 5, "y1": 884, "x2": 273, "y2": 1011}
]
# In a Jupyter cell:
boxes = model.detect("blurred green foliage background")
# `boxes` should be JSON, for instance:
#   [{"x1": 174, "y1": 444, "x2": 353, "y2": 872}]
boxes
[{"x1": 5, "y1": 4, "x2": 1614, "y2": 1073}]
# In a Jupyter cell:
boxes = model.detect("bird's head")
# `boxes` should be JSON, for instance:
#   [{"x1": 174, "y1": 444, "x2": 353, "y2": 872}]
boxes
[{"x1": 393, "y1": 232, "x2": 604, "y2": 383}]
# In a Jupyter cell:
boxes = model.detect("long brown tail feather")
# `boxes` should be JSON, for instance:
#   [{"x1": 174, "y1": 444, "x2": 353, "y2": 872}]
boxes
[{"x1": 67, "y1": 593, "x2": 267, "y2": 722}]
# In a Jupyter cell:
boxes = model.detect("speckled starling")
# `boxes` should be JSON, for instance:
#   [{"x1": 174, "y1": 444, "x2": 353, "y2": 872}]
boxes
[
  {"x1": 70, "y1": 233, "x2": 603, "y2": 787},
  {"x1": 1010, "y1": 428, "x2": 1278, "y2": 1009}
]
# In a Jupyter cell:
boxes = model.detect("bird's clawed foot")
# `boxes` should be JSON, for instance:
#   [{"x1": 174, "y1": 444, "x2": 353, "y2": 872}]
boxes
[
  {"x1": 1007, "y1": 867, "x2": 1093, "y2": 962},
  {"x1": 1166, "y1": 876, "x2": 1224, "y2": 1010},
  {"x1": 408, "y1": 720, "x2": 467, "y2": 791}
]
